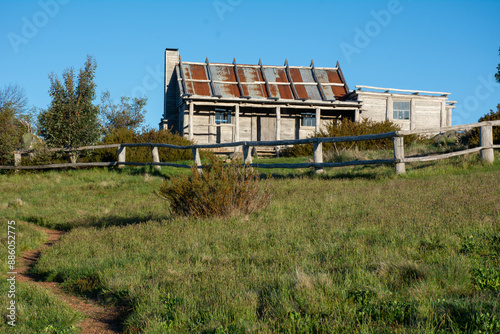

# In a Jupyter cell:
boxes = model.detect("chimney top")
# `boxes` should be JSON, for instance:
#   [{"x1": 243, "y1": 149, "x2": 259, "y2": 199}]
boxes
[{"x1": 165, "y1": 48, "x2": 179, "y2": 51}]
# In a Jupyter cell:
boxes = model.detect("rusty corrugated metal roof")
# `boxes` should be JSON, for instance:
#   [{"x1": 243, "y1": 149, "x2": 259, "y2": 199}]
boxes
[{"x1": 177, "y1": 57, "x2": 350, "y2": 102}]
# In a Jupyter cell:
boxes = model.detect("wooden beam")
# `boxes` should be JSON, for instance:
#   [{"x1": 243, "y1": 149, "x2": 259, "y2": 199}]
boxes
[
  {"x1": 355, "y1": 85, "x2": 451, "y2": 96},
  {"x1": 397, "y1": 120, "x2": 500, "y2": 136},
  {"x1": 192, "y1": 148, "x2": 202, "y2": 173},
  {"x1": 410, "y1": 98, "x2": 416, "y2": 130},
  {"x1": 275, "y1": 106, "x2": 281, "y2": 141},
  {"x1": 234, "y1": 104, "x2": 240, "y2": 145},
  {"x1": 178, "y1": 55, "x2": 190, "y2": 97},
  {"x1": 315, "y1": 108, "x2": 321, "y2": 134},
  {"x1": 205, "y1": 57, "x2": 222, "y2": 98},
  {"x1": 336, "y1": 61, "x2": 350, "y2": 94},
  {"x1": 480, "y1": 125, "x2": 494, "y2": 163},
  {"x1": 403, "y1": 147, "x2": 482, "y2": 163},
  {"x1": 313, "y1": 140, "x2": 323, "y2": 174},
  {"x1": 233, "y1": 58, "x2": 250, "y2": 99},
  {"x1": 440, "y1": 101, "x2": 446, "y2": 128},
  {"x1": 151, "y1": 146, "x2": 160, "y2": 170},
  {"x1": 259, "y1": 58, "x2": 277, "y2": 100},
  {"x1": 386, "y1": 95, "x2": 393, "y2": 121},
  {"x1": 243, "y1": 145, "x2": 253, "y2": 165},
  {"x1": 188, "y1": 102, "x2": 194, "y2": 140},
  {"x1": 392, "y1": 136, "x2": 405, "y2": 174},
  {"x1": 310, "y1": 59, "x2": 330, "y2": 101},
  {"x1": 284, "y1": 59, "x2": 302, "y2": 100},
  {"x1": 118, "y1": 145, "x2": 126, "y2": 168}
]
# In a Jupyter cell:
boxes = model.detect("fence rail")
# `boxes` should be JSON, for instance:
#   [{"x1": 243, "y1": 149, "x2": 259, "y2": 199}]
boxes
[{"x1": 2, "y1": 120, "x2": 499, "y2": 174}]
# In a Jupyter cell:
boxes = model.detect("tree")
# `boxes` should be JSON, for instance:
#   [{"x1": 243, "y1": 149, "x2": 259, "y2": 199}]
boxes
[
  {"x1": 496, "y1": 46, "x2": 500, "y2": 84},
  {"x1": 100, "y1": 90, "x2": 147, "y2": 133},
  {"x1": 0, "y1": 84, "x2": 28, "y2": 164},
  {"x1": 38, "y1": 55, "x2": 101, "y2": 157}
]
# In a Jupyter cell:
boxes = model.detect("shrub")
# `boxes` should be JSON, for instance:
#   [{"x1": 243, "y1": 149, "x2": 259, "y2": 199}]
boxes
[
  {"x1": 0, "y1": 84, "x2": 28, "y2": 165},
  {"x1": 282, "y1": 118, "x2": 417, "y2": 157},
  {"x1": 157, "y1": 156, "x2": 270, "y2": 217},
  {"x1": 461, "y1": 104, "x2": 500, "y2": 147},
  {"x1": 0, "y1": 109, "x2": 24, "y2": 165},
  {"x1": 94, "y1": 128, "x2": 195, "y2": 163}
]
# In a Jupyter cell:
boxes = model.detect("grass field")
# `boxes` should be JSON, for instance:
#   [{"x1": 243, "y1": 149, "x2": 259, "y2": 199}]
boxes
[
  {"x1": 0, "y1": 222, "x2": 83, "y2": 333},
  {"x1": 1, "y1": 153, "x2": 500, "y2": 333}
]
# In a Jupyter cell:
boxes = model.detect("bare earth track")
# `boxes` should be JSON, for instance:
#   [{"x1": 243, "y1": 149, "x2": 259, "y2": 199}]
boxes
[{"x1": 16, "y1": 223, "x2": 123, "y2": 334}]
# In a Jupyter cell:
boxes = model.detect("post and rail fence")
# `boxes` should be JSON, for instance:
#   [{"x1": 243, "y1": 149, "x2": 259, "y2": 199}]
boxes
[{"x1": 2, "y1": 120, "x2": 499, "y2": 174}]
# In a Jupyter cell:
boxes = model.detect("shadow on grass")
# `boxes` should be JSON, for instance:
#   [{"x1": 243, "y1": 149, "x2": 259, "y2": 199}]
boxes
[
  {"x1": 25, "y1": 213, "x2": 172, "y2": 231},
  {"x1": 261, "y1": 164, "x2": 396, "y2": 181}
]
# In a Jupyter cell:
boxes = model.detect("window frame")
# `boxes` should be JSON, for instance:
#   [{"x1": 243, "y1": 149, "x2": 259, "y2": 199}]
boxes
[
  {"x1": 393, "y1": 101, "x2": 410, "y2": 121},
  {"x1": 301, "y1": 112, "x2": 316, "y2": 127},
  {"x1": 215, "y1": 108, "x2": 232, "y2": 125}
]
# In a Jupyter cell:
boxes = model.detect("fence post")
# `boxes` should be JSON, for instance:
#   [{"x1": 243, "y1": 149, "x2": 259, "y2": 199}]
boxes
[
  {"x1": 14, "y1": 151, "x2": 21, "y2": 173},
  {"x1": 243, "y1": 144, "x2": 253, "y2": 165},
  {"x1": 393, "y1": 135, "x2": 405, "y2": 174},
  {"x1": 480, "y1": 124, "x2": 494, "y2": 163},
  {"x1": 313, "y1": 139, "x2": 323, "y2": 174},
  {"x1": 192, "y1": 148, "x2": 202, "y2": 173},
  {"x1": 118, "y1": 145, "x2": 126, "y2": 168},
  {"x1": 151, "y1": 145, "x2": 161, "y2": 170}
]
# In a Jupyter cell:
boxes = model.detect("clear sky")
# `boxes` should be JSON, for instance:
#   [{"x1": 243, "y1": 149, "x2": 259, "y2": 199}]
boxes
[{"x1": 1, "y1": 0, "x2": 499, "y2": 128}]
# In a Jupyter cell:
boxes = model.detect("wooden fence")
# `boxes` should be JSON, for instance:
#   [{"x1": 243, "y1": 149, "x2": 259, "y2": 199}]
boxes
[{"x1": 2, "y1": 120, "x2": 499, "y2": 174}]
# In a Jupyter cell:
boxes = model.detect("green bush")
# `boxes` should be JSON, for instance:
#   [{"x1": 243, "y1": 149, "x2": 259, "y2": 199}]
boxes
[
  {"x1": 282, "y1": 118, "x2": 417, "y2": 157},
  {"x1": 94, "y1": 128, "x2": 195, "y2": 163},
  {"x1": 0, "y1": 109, "x2": 24, "y2": 165},
  {"x1": 462, "y1": 104, "x2": 500, "y2": 147},
  {"x1": 157, "y1": 156, "x2": 270, "y2": 217}
]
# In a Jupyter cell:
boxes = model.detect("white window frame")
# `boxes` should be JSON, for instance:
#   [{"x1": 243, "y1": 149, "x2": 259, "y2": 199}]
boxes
[{"x1": 393, "y1": 101, "x2": 410, "y2": 120}]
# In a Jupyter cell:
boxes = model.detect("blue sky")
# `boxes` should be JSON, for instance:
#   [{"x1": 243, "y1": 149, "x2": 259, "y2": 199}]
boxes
[{"x1": 1, "y1": 0, "x2": 499, "y2": 128}]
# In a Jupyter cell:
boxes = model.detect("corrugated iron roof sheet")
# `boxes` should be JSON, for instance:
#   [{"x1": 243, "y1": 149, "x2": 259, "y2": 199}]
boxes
[{"x1": 178, "y1": 58, "x2": 349, "y2": 102}]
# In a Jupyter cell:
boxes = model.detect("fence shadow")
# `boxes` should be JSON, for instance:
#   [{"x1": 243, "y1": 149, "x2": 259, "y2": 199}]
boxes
[{"x1": 26, "y1": 213, "x2": 172, "y2": 231}]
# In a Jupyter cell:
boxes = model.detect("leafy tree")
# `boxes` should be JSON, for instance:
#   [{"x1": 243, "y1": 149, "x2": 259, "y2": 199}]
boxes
[
  {"x1": 478, "y1": 104, "x2": 500, "y2": 144},
  {"x1": 462, "y1": 104, "x2": 500, "y2": 147},
  {"x1": 0, "y1": 84, "x2": 29, "y2": 164},
  {"x1": 496, "y1": 46, "x2": 500, "y2": 84},
  {"x1": 100, "y1": 90, "x2": 147, "y2": 133},
  {"x1": 38, "y1": 55, "x2": 101, "y2": 157}
]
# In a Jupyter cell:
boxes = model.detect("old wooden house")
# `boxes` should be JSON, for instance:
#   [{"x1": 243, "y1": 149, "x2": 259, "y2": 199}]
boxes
[{"x1": 160, "y1": 49, "x2": 456, "y2": 144}]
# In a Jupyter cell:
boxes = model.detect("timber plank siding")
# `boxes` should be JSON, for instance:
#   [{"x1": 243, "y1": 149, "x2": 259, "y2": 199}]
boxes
[{"x1": 160, "y1": 49, "x2": 456, "y2": 145}]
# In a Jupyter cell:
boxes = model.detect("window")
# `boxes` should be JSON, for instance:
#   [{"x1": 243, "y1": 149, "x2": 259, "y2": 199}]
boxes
[
  {"x1": 393, "y1": 101, "x2": 410, "y2": 120},
  {"x1": 302, "y1": 113, "x2": 316, "y2": 127},
  {"x1": 215, "y1": 108, "x2": 232, "y2": 124}
]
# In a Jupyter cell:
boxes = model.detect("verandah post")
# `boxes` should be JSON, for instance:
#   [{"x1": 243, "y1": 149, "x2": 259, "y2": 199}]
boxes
[
  {"x1": 480, "y1": 124, "x2": 494, "y2": 163},
  {"x1": 393, "y1": 135, "x2": 405, "y2": 174}
]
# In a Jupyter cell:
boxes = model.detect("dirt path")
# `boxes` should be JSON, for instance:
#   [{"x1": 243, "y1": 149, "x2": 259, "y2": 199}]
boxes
[{"x1": 16, "y1": 223, "x2": 123, "y2": 334}]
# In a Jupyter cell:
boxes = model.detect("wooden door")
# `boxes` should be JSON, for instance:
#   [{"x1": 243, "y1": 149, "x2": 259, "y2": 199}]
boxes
[{"x1": 257, "y1": 116, "x2": 276, "y2": 141}]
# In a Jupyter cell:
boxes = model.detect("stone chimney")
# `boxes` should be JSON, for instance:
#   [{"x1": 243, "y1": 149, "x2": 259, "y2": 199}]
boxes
[{"x1": 160, "y1": 48, "x2": 180, "y2": 131}]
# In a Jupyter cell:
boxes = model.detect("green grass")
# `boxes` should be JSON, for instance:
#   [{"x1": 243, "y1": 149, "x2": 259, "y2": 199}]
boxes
[
  {"x1": 0, "y1": 167, "x2": 167, "y2": 230},
  {"x1": 0, "y1": 281, "x2": 82, "y2": 334},
  {"x1": 1, "y1": 153, "x2": 500, "y2": 333},
  {"x1": 0, "y1": 222, "x2": 83, "y2": 333}
]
